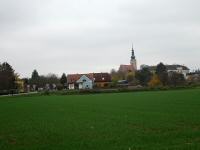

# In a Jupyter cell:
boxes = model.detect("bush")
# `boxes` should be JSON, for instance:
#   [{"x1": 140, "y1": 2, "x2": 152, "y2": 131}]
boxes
[
  {"x1": 43, "y1": 90, "x2": 50, "y2": 95},
  {"x1": 57, "y1": 84, "x2": 64, "y2": 91},
  {"x1": 148, "y1": 74, "x2": 162, "y2": 88},
  {"x1": 39, "y1": 85, "x2": 200, "y2": 96}
]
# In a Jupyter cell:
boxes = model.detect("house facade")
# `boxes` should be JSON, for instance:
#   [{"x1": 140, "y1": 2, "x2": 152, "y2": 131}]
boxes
[
  {"x1": 15, "y1": 78, "x2": 25, "y2": 93},
  {"x1": 93, "y1": 73, "x2": 111, "y2": 88},
  {"x1": 67, "y1": 73, "x2": 111, "y2": 90},
  {"x1": 67, "y1": 74, "x2": 79, "y2": 90},
  {"x1": 67, "y1": 74, "x2": 93, "y2": 90},
  {"x1": 76, "y1": 75, "x2": 93, "y2": 89}
]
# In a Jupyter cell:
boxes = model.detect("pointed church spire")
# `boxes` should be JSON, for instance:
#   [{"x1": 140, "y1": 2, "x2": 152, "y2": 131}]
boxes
[
  {"x1": 131, "y1": 44, "x2": 135, "y2": 59},
  {"x1": 130, "y1": 44, "x2": 137, "y2": 71}
]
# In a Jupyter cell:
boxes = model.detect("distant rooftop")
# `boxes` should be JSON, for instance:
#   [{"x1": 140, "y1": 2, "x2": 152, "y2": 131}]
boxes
[{"x1": 141, "y1": 64, "x2": 189, "y2": 71}]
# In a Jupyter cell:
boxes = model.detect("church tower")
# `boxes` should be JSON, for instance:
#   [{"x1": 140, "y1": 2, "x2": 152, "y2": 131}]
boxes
[{"x1": 130, "y1": 45, "x2": 137, "y2": 71}]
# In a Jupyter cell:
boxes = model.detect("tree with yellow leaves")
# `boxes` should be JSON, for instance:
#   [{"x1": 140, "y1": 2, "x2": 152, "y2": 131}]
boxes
[{"x1": 148, "y1": 74, "x2": 162, "y2": 87}]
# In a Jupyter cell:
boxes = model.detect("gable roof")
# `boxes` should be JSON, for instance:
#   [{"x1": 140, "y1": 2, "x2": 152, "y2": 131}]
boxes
[
  {"x1": 67, "y1": 73, "x2": 93, "y2": 84},
  {"x1": 93, "y1": 73, "x2": 111, "y2": 82},
  {"x1": 76, "y1": 75, "x2": 92, "y2": 83},
  {"x1": 166, "y1": 65, "x2": 189, "y2": 70},
  {"x1": 67, "y1": 73, "x2": 111, "y2": 83},
  {"x1": 119, "y1": 65, "x2": 133, "y2": 73}
]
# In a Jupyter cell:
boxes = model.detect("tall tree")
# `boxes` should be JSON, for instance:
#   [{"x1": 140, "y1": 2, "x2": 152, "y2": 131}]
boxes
[
  {"x1": 135, "y1": 68, "x2": 152, "y2": 86},
  {"x1": 0, "y1": 62, "x2": 16, "y2": 90},
  {"x1": 46, "y1": 73, "x2": 60, "y2": 85},
  {"x1": 31, "y1": 70, "x2": 39, "y2": 80},
  {"x1": 156, "y1": 63, "x2": 168, "y2": 86},
  {"x1": 60, "y1": 73, "x2": 67, "y2": 86},
  {"x1": 30, "y1": 69, "x2": 40, "y2": 85}
]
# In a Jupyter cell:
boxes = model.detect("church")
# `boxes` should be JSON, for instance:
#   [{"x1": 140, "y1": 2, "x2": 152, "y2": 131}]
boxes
[{"x1": 118, "y1": 46, "x2": 137, "y2": 73}]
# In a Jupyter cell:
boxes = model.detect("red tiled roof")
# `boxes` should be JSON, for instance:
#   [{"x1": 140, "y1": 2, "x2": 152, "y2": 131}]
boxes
[
  {"x1": 67, "y1": 73, "x2": 93, "y2": 84},
  {"x1": 93, "y1": 73, "x2": 111, "y2": 82},
  {"x1": 67, "y1": 73, "x2": 111, "y2": 83},
  {"x1": 119, "y1": 65, "x2": 133, "y2": 72}
]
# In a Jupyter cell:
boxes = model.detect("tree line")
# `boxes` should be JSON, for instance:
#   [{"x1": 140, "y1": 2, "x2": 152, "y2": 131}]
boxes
[
  {"x1": 0, "y1": 61, "x2": 199, "y2": 94},
  {"x1": 25, "y1": 70, "x2": 68, "y2": 91},
  {"x1": 111, "y1": 62, "x2": 186, "y2": 87},
  {"x1": 0, "y1": 62, "x2": 68, "y2": 94}
]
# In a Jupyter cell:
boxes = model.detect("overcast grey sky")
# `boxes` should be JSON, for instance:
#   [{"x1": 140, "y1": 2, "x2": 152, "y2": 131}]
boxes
[{"x1": 0, "y1": 0, "x2": 200, "y2": 77}]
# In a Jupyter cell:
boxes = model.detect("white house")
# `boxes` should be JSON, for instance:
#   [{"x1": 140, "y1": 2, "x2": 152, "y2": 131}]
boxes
[
  {"x1": 68, "y1": 83, "x2": 75, "y2": 90},
  {"x1": 140, "y1": 64, "x2": 190, "y2": 78},
  {"x1": 167, "y1": 65, "x2": 189, "y2": 78},
  {"x1": 67, "y1": 73, "x2": 93, "y2": 90},
  {"x1": 76, "y1": 75, "x2": 93, "y2": 89}
]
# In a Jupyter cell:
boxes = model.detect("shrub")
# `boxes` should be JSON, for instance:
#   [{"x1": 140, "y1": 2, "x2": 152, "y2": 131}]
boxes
[{"x1": 148, "y1": 74, "x2": 162, "y2": 88}]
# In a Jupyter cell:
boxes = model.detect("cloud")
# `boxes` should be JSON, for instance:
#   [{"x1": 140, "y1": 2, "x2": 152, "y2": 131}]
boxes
[{"x1": 0, "y1": 0, "x2": 199, "y2": 77}]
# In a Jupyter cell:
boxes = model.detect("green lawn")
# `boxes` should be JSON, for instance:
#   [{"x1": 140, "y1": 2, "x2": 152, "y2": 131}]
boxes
[{"x1": 0, "y1": 89, "x2": 200, "y2": 150}]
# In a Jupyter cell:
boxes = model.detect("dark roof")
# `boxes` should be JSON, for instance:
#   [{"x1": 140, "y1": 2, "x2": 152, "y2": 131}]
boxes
[
  {"x1": 166, "y1": 65, "x2": 189, "y2": 70},
  {"x1": 93, "y1": 73, "x2": 111, "y2": 82}
]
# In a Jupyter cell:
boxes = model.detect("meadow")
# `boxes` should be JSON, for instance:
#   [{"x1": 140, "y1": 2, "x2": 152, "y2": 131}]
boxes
[{"x1": 0, "y1": 89, "x2": 200, "y2": 150}]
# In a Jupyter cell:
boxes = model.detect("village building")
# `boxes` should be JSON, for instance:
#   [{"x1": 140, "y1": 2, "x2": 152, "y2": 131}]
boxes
[
  {"x1": 140, "y1": 64, "x2": 190, "y2": 78},
  {"x1": 93, "y1": 73, "x2": 111, "y2": 88},
  {"x1": 15, "y1": 77, "x2": 25, "y2": 93},
  {"x1": 67, "y1": 73, "x2": 93, "y2": 90},
  {"x1": 76, "y1": 75, "x2": 93, "y2": 89},
  {"x1": 67, "y1": 73, "x2": 111, "y2": 90},
  {"x1": 119, "y1": 46, "x2": 137, "y2": 73}
]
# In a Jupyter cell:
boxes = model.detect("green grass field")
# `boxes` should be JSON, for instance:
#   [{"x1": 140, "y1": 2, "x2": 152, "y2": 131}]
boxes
[{"x1": 0, "y1": 89, "x2": 200, "y2": 150}]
